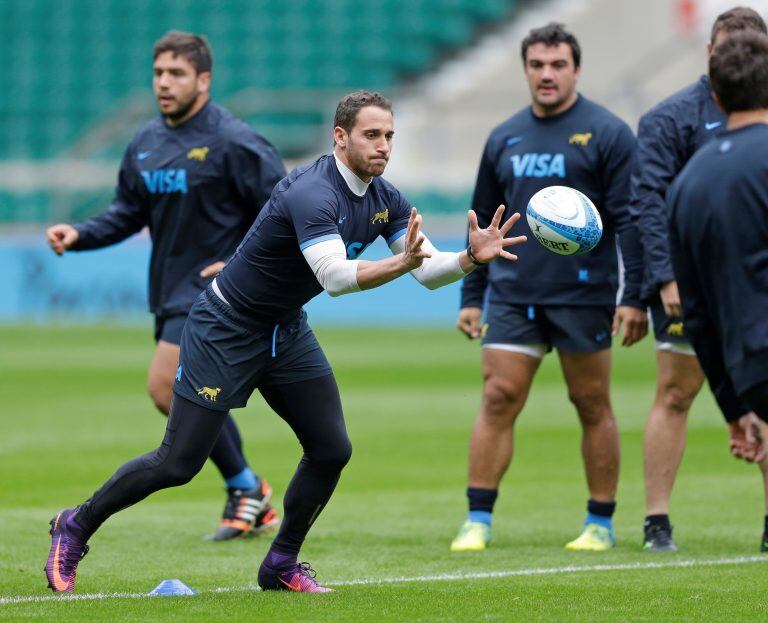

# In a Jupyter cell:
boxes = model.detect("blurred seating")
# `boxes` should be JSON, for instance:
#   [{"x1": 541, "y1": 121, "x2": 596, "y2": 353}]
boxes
[{"x1": 0, "y1": 0, "x2": 515, "y2": 161}]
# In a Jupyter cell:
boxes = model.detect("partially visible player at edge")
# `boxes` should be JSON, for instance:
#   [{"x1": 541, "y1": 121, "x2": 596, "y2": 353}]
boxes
[
  {"x1": 45, "y1": 31, "x2": 286, "y2": 541},
  {"x1": 451, "y1": 22, "x2": 647, "y2": 554},
  {"x1": 668, "y1": 32, "x2": 768, "y2": 549},
  {"x1": 43, "y1": 90, "x2": 527, "y2": 593},
  {"x1": 630, "y1": 6, "x2": 768, "y2": 553}
]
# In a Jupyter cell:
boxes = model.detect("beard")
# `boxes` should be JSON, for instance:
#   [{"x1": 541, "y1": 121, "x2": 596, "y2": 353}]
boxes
[
  {"x1": 161, "y1": 92, "x2": 201, "y2": 123},
  {"x1": 347, "y1": 147, "x2": 388, "y2": 179}
]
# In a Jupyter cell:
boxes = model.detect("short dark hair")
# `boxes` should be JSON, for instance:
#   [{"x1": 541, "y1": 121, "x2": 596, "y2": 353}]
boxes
[
  {"x1": 333, "y1": 90, "x2": 393, "y2": 133},
  {"x1": 521, "y1": 22, "x2": 581, "y2": 68},
  {"x1": 710, "y1": 30, "x2": 768, "y2": 113},
  {"x1": 153, "y1": 30, "x2": 213, "y2": 74},
  {"x1": 711, "y1": 6, "x2": 767, "y2": 44}
]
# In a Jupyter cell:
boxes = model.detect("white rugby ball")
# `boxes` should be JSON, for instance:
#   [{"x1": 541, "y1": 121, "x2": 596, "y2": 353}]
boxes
[{"x1": 525, "y1": 186, "x2": 603, "y2": 256}]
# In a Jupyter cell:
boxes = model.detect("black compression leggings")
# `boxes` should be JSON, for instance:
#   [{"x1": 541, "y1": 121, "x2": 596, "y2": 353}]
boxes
[
  {"x1": 75, "y1": 375, "x2": 351, "y2": 555},
  {"x1": 209, "y1": 415, "x2": 247, "y2": 480}
]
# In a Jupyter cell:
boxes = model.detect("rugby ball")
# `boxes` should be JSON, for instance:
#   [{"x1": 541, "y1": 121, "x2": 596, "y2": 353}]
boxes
[{"x1": 526, "y1": 186, "x2": 603, "y2": 256}]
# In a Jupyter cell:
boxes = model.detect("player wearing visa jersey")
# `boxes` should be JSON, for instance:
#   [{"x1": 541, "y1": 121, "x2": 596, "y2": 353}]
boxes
[
  {"x1": 629, "y1": 7, "x2": 768, "y2": 553},
  {"x1": 43, "y1": 90, "x2": 526, "y2": 593},
  {"x1": 451, "y1": 23, "x2": 647, "y2": 554},
  {"x1": 668, "y1": 31, "x2": 768, "y2": 552},
  {"x1": 45, "y1": 32, "x2": 286, "y2": 541}
]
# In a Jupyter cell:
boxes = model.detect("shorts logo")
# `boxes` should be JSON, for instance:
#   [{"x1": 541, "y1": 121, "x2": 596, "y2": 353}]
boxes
[
  {"x1": 187, "y1": 146, "x2": 209, "y2": 161},
  {"x1": 176, "y1": 365, "x2": 183, "y2": 382},
  {"x1": 666, "y1": 322, "x2": 684, "y2": 336},
  {"x1": 196, "y1": 386, "x2": 221, "y2": 401},
  {"x1": 481, "y1": 323, "x2": 489, "y2": 338},
  {"x1": 569, "y1": 132, "x2": 592, "y2": 146},
  {"x1": 372, "y1": 208, "x2": 389, "y2": 224}
]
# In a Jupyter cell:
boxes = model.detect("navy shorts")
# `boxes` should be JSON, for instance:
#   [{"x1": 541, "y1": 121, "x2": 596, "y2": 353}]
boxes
[
  {"x1": 648, "y1": 297, "x2": 689, "y2": 344},
  {"x1": 154, "y1": 314, "x2": 187, "y2": 345},
  {"x1": 174, "y1": 287, "x2": 333, "y2": 412},
  {"x1": 481, "y1": 303, "x2": 614, "y2": 354}
]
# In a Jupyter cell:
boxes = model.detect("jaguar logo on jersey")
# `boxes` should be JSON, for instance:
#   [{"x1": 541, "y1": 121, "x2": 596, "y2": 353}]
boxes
[
  {"x1": 371, "y1": 208, "x2": 389, "y2": 224},
  {"x1": 666, "y1": 322, "x2": 684, "y2": 336},
  {"x1": 196, "y1": 386, "x2": 221, "y2": 401},
  {"x1": 568, "y1": 132, "x2": 592, "y2": 146},
  {"x1": 510, "y1": 153, "x2": 566, "y2": 178},
  {"x1": 187, "y1": 146, "x2": 209, "y2": 161},
  {"x1": 141, "y1": 169, "x2": 188, "y2": 194}
]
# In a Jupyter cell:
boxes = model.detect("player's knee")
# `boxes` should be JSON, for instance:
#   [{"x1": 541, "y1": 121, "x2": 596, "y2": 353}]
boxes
[
  {"x1": 310, "y1": 435, "x2": 352, "y2": 474},
  {"x1": 159, "y1": 458, "x2": 203, "y2": 487},
  {"x1": 658, "y1": 381, "x2": 697, "y2": 416},
  {"x1": 482, "y1": 377, "x2": 524, "y2": 420},
  {"x1": 569, "y1": 388, "x2": 611, "y2": 425}
]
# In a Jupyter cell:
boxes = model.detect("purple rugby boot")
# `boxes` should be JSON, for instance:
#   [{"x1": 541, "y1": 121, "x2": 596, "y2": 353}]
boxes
[
  {"x1": 258, "y1": 554, "x2": 333, "y2": 593},
  {"x1": 45, "y1": 509, "x2": 89, "y2": 593}
]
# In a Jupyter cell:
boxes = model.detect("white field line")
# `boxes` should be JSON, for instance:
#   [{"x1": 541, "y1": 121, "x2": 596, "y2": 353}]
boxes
[{"x1": 2, "y1": 555, "x2": 767, "y2": 605}]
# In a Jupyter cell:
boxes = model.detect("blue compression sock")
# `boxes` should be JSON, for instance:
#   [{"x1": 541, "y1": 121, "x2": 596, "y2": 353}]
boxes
[
  {"x1": 468, "y1": 510, "x2": 493, "y2": 526},
  {"x1": 585, "y1": 512, "x2": 613, "y2": 532},
  {"x1": 225, "y1": 467, "x2": 258, "y2": 491}
]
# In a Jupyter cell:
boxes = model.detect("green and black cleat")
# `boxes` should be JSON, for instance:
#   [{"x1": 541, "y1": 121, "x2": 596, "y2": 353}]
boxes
[{"x1": 643, "y1": 523, "x2": 678, "y2": 553}]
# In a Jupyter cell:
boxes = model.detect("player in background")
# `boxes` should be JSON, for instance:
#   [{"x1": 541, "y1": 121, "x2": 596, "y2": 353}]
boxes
[
  {"x1": 630, "y1": 7, "x2": 768, "y2": 553},
  {"x1": 43, "y1": 90, "x2": 527, "y2": 593},
  {"x1": 45, "y1": 31, "x2": 286, "y2": 540},
  {"x1": 450, "y1": 22, "x2": 647, "y2": 554},
  {"x1": 668, "y1": 33, "x2": 768, "y2": 547}
]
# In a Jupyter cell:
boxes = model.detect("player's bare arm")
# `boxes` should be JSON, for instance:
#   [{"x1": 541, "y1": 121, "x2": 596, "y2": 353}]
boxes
[
  {"x1": 612, "y1": 305, "x2": 648, "y2": 347},
  {"x1": 729, "y1": 413, "x2": 768, "y2": 463},
  {"x1": 457, "y1": 307, "x2": 483, "y2": 339},
  {"x1": 659, "y1": 280, "x2": 682, "y2": 317},
  {"x1": 358, "y1": 206, "x2": 525, "y2": 291},
  {"x1": 355, "y1": 208, "x2": 431, "y2": 290},
  {"x1": 45, "y1": 224, "x2": 79, "y2": 256}
]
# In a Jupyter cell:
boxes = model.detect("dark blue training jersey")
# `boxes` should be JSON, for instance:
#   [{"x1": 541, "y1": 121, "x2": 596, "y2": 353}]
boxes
[
  {"x1": 669, "y1": 123, "x2": 768, "y2": 422},
  {"x1": 630, "y1": 75, "x2": 726, "y2": 301},
  {"x1": 71, "y1": 101, "x2": 286, "y2": 317},
  {"x1": 460, "y1": 95, "x2": 643, "y2": 310},
  {"x1": 216, "y1": 154, "x2": 412, "y2": 324}
]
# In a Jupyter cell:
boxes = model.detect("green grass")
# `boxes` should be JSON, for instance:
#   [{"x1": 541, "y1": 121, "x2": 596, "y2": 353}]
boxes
[{"x1": 1, "y1": 325, "x2": 767, "y2": 621}]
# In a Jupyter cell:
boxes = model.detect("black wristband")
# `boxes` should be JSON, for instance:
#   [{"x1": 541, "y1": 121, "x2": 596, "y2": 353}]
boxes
[{"x1": 466, "y1": 244, "x2": 487, "y2": 266}]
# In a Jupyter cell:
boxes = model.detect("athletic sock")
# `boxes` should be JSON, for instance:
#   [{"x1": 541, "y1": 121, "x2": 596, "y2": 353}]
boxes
[
  {"x1": 586, "y1": 499, "x2": 616, "y2": 531},
  {"x1": 764, "y1": 515, "x2": 768, "y2": 533},
  {"x1": 66, "y1": 510, "x2": 90, "y2": 541},
  {"x1": 644, "y1": 514, "x2": 671, "y2": 531},
  {"x1": 263, "y1": 546, "x2": 297, "y2": 570},
  {"x1": 225, "y1": 467, "x2": 258, "y2": 491},
  {"x1": 467, "y1": 487, "x2": 497, "y2": 525}
]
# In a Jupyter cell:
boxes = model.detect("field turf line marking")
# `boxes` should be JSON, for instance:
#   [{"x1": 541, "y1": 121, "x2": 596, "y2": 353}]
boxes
[{"x1": 3, "y1": 555, "x2": 767, "y2": 604}]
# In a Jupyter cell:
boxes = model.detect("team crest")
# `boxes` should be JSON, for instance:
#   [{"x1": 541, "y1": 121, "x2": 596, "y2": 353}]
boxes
[
  {"x1": 187, "y1": 146, "x2": 209, "y2": 161},
  {"x1": 666, "y1": 322, "x2": 684, "y2": 336},
  {"x1": 568, "y1": 132, "x2": 592, "y2": 146},
  {"x1": 372, "y1": 208, "x2": 389, "y2": 224},
  {"x1": 196, "y1": 386, "x2": 221, "y2": 401}
]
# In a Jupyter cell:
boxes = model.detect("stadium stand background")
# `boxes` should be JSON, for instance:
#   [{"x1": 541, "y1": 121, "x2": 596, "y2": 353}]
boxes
[
  {"x1": 0, "y1": 0, "x2": 515, "y2": 224},
  {"x1": 2, "y1": 0, "x2": 765, "y2": 323}
]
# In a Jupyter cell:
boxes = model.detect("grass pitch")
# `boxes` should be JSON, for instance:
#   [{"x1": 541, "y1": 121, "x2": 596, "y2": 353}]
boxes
[{"x1": 1, "y1": 325, "x2": 767, "y2": 621}]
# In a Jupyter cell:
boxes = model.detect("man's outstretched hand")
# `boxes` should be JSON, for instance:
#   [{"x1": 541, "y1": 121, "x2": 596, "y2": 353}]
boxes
[{"x1": 467, "y1": 205, "x2": 527, "y2": 264}]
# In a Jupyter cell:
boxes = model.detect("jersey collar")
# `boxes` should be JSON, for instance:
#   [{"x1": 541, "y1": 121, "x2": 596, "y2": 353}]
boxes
[{"x1": 333, "y1": 152, "x2": 370, "y2": 197}]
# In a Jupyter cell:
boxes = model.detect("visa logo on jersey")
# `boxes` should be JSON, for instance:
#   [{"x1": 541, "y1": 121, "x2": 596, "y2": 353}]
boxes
[
  {"x1": 141, "y1": 169, "x2": 189, "y2": 194},
  {"x1": 510, "y1": 153, "x2": 566, "y2": 178}
]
